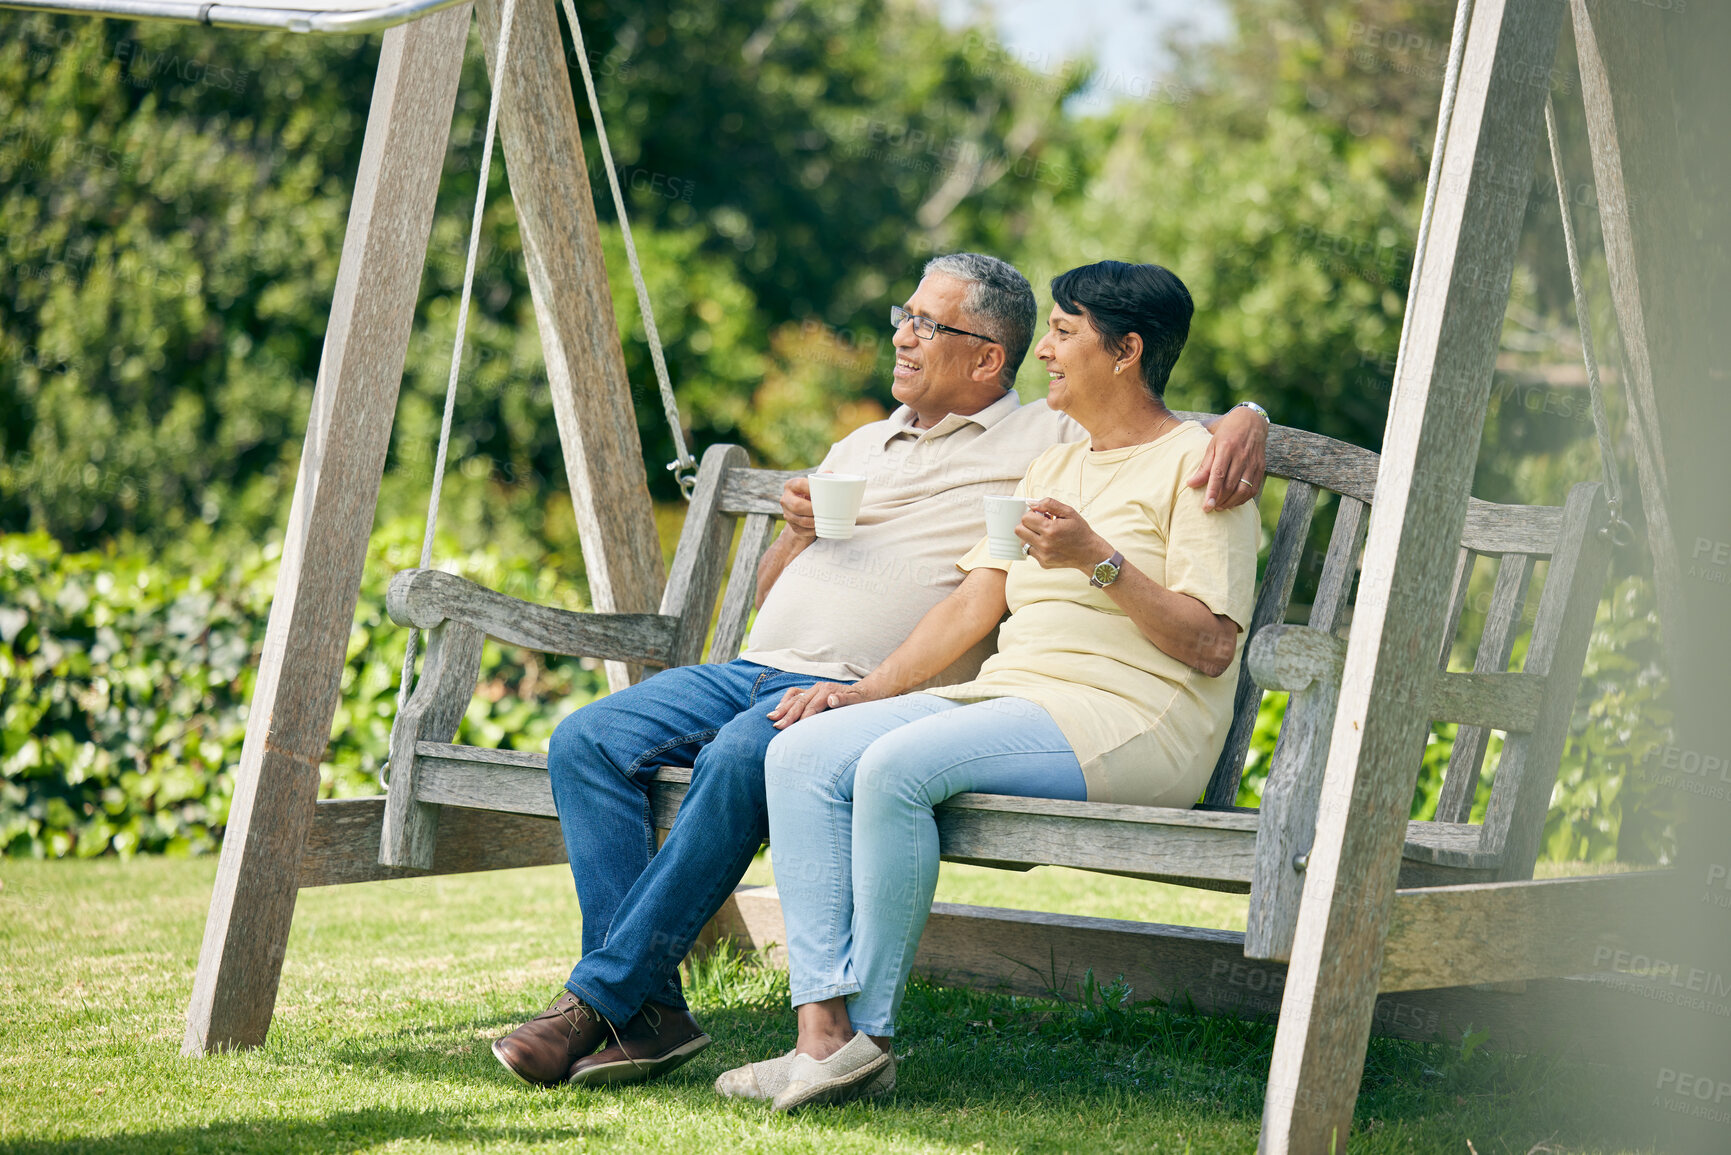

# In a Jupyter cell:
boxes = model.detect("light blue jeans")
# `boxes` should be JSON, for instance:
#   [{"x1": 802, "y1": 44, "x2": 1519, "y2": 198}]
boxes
[{"x1": 764, "y1": 693, "x2": 1087, "y2": 1036}]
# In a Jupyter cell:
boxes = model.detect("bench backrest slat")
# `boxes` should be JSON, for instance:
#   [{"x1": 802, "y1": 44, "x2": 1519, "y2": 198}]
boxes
[
  {"x1": 719, "y1": 469, "x2": 801, "y2": 517},
  {"x1": 1477, "y1": 482, "x2": 1610, "y2": 877},
  {"x1": 1202, "y1": 479, "x2": 1318, "y2": 808},
  {"x1": 1240, "y1": 419, "x2": 1565, "y2": 555},
  {"x1": 1435, "y1": 552, "x2": 1536, "y2": 823},
  {"x1": 1437, "y1": 547, "x2": 1478, "y2": 667},
  {"x1": 1309, "y1": 495, "x2": 1368, "y2": 635},
  {"x1": 662, "y1": 445, "x2": 749, "y2": 668},
  {"x1": 709, "y1": 513, "x2": 779, "y2": 664}
]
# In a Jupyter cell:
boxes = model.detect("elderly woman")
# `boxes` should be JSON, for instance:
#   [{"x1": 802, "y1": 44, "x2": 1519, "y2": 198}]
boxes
[{"x1": 715, "y1": 261, "x2": 1260, "y2": 1110}]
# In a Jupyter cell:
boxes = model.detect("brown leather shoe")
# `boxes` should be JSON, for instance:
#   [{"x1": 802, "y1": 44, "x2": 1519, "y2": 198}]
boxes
[
  {"x1": 566, "y1": 999, "x2": 713, "y2": 1086},
  {"x1": 491, "y1": 991, "x2": 611, "y2": 1086}
]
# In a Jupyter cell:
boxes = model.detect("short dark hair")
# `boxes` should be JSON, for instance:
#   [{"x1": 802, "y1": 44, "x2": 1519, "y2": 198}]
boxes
[
  {"x1": 1049, "y1": 261, "x2": 1193, "y2": 398},
  {"x1": 923, "y1": 253, "x2": 1036, "y2": 389}
]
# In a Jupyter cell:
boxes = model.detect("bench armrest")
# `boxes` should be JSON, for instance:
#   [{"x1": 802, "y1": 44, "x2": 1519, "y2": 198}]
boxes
[
  {"x1": 1247, "y1": 624, "x2": 1347, "y2": 694},
  {"x1": 387, "y1": 568, "x2": 680, "y2": 666},
  {"x1": 1243, "y1": 624, "x2": 1347, "y2": 963}
]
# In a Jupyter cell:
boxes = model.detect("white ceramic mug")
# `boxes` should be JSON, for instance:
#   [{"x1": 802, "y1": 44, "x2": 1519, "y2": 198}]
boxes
[
  {"x1": 984, "y1": 495, "x2": 1036, "y2": 560},
  {"x1": 808, "y1": 473, "x2": 868, "y2": 540}
]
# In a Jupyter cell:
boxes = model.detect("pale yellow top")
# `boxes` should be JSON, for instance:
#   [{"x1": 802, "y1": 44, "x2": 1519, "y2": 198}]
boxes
[
  {"x1": 740, "y1": 393, "x2": 1080, "y2": 683},
  {"x1": 926, "y1": 422, "x2": 1259, "y2": 807}
]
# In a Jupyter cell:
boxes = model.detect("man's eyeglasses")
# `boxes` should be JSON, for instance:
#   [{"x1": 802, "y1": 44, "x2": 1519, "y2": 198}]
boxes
[{"x1": 890, "y1": 304, "x2": 997, "y2": 344}]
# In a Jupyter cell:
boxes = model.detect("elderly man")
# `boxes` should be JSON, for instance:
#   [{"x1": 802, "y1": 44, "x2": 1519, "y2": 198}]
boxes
[{"x1": 490, "y1": 253, "x2": 1269, "y2": 1088}]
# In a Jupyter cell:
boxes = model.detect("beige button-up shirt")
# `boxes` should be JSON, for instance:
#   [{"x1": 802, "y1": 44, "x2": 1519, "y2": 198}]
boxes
[
  {"x1": 738, "y1": 391, "x2": 1081, "y2": 683},
  {"x1": 928, "y1": 424, "x2": 1260, "y2": 806}
]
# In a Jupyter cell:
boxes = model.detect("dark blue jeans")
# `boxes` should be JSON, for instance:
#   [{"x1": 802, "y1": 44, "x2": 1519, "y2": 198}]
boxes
[{"x1": 548, "y1": 659, "x2": 830, "y2": 1024}]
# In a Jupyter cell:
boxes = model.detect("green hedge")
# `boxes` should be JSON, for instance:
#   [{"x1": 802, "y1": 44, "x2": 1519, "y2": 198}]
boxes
[
  {"x1": 2, "y1": 527, "x2": 1674, "y2": 865},
  {"x1": 1, "y1": 524, "x2": 603, "y2": 858}
]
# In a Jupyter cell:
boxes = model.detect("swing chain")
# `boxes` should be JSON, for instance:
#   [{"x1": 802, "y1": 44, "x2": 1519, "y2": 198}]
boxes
[
  {"x1": 667, "y1": 458, "x2": 697, "y2": 501},
  {"x1": 1601, "y1": 497, "x2": 1636, "y2": 548},
  {"x1": 1543, "y1": 94, "x2": 1637, "y2": 550},
  {"x1": 560, "y1": 0, "x2": 699, "y2": 499},
  {"x1": 386, "y1": 0, "x2": 522, "y2": 787}
]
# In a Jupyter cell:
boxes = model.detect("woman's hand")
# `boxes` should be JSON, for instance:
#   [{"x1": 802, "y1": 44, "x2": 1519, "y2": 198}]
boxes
[
  {"x1": 1023, "y1": 496, "x2": 1240, "y2": 676},
  {"x1": 1017, "y1": 499, "x2": 1113, "y2": 575},
  {"x1": 768, "y1": 679, "x2": 887, "y2": 729},
  {"x1": 767, "y1": 568, "x2": 1009, "y2": 730}
]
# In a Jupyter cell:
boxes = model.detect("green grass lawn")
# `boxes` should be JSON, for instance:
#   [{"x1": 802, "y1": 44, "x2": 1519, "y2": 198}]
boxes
[{"x1": 0, "y1": 855, "x2": 1661, "y2": 1154}]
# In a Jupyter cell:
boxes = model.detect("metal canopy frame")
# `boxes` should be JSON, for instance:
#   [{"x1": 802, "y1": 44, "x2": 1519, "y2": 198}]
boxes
[{"x1": 0, "y1": 0, "x2": 463, "y2": 34}]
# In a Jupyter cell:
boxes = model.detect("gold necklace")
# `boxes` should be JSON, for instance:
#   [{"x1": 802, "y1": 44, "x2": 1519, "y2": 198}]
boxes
[{"x1": 1074, "y1": 413, "x2": 1176, "y2": 511}]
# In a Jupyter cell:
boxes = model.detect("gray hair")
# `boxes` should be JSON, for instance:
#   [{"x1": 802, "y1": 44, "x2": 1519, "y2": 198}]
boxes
[{"x1": 922, "y1": 253, "x2": 1036, "y2": 389}]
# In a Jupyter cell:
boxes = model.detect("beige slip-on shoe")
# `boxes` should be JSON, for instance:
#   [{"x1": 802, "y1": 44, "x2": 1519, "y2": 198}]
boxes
[
  {"x1": 715, "y1": 1047, "x2": 896, "y2": 1101},
  {"x1": 771, "y1": 1032, "x2": 892, "y2": 1113}
]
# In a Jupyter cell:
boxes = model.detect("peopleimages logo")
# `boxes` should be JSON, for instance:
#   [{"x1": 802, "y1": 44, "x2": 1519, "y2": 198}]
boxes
[
  {"x1": 114, "y1": 40, "x2": 251, "y2": 94},
  {"x1": 1650, "y1": 743, "x2": 1731, "y2": 802},
  {"x1": 1690, "y1": 537, "x2": 1731, "y2": 587},
  {"x1": 1655, "y1": 1067, "x2": 1731, "y2": 1126},
  {"x1": 1591, "y1": 946, "x2": 1731, "y2": 1017},
  {"x1": 0, "y1": 128, "x2": 131, "y2": 177}
]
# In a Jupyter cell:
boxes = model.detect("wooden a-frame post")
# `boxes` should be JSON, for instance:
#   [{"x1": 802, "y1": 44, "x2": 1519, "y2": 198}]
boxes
[
  {"x1": 1256, "y1": 0, "x2": 1731, "y2": 1146},
  {"x1": 184, "y1": 0, "x2": 661, "y2": 1055},
  {"x1": 1257, "y1": 0, "x2": 1568, "y2": 1147},
  {"x1": 182, "y1": 7, "x2": 471, "y2": 1054}
]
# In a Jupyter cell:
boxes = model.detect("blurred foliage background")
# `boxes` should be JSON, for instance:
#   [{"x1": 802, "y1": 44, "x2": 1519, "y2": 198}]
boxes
[{"x1": 1, "y1": 0, "x2": 1674, "y2": 860}]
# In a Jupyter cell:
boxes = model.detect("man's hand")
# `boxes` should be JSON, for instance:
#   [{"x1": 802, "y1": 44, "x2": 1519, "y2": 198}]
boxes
[
  {"x1": 768, "y1": 679, "x2": 884, "y2": 729},
  {"x1": 780, "y1": 477, "x2": 817, "y2": 542},
  {"x1": 1188, "y1": 404, "x2": 1268, "y2": 512},
  {"x1": 756, "y1": 477, "x2": 820, "y2": 608},
  {"x1": 1017, "y1": 499, "x2": 1110, "y2": 575}
]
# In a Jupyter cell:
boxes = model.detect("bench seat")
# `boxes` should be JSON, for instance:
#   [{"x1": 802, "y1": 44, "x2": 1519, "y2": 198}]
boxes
[{"x1": 409, "y1": 741, "x2": 1502, "y2": 889}]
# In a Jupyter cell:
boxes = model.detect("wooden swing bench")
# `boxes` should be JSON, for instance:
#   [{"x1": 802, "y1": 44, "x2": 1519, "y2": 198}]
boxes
[
  {"x1": 320, "y1": 415, "x2": 1659, "y2": 1050},
  {"x1": 158, "y1": 1, "x2": 1702, "y2": 1140}
]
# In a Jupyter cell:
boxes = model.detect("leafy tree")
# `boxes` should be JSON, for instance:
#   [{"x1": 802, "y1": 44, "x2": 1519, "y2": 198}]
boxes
[
  {"x1": 1, "y1": 3, "x2": 1086, "y2": 548},
  {"x1": 0, "y1": 16, "x2": 378, "y2": 548}
]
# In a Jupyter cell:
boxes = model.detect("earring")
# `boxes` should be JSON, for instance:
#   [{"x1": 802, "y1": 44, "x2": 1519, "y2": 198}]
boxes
[{"x1": 1114, "y1": 364, "x2": 1123, "y2": 375}]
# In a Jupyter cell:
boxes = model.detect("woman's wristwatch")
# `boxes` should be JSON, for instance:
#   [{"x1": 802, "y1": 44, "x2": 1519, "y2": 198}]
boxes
[
  {"x1": 1089, "y1": 550, "x2": 1125, "y2": 589},
  {"x1": 1232, "y1": 400, "x2": 1270, "y2": 423}
]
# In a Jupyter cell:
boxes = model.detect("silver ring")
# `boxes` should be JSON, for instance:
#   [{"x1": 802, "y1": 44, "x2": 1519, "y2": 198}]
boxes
[
  {"x1": 1237, "y1": 478, "x2": 1254, "y2": 487},
  {"x1": 1021, "y1": 542, "x2": 1031, "y2": 556}
]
